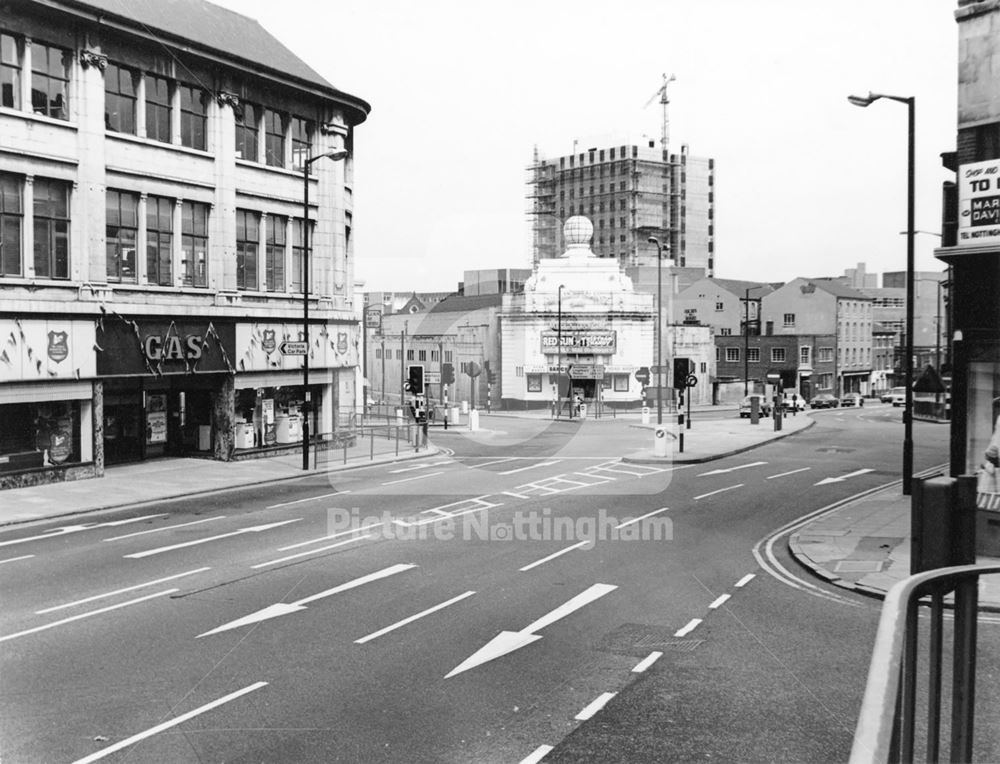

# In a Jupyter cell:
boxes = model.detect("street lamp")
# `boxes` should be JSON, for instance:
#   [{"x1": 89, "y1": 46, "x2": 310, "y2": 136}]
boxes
[
  {"x1": 647, "y1": 236, "x2": 672, "y2": 425},
  {"x1": 849, "y1": 90, "x2": 915, "y2": 494},
  {"x1": 301, "y1": 147, "x2": 349, "y2": 470},
  {"x1": 557, "y1": 284, "x2": 565, "y2": 419}
]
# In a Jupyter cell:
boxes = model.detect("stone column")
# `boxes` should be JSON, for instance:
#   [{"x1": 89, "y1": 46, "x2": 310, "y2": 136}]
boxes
[
  {"x1": 212, "y1": 375, "x2": 236, "y2": 461},
  {"x1": 93, "y1": 380, "x2": 104, "y2": 476}
]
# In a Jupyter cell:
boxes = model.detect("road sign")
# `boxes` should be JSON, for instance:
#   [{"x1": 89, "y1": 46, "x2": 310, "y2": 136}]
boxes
[
  {"x1": 686, "y1": 374, "x2": 698, "y2": 387},
  {"x1": 568, "y1": 364, "x2": 605, "y2": 379},
  {"x1": 635, "y1": 366, "x2": 650, "y2": 385},
  {"x1": 426, "y1": 371, "x2": 441, "y2": 384},
  {"x1": 279, "y1": 341, "x2": 307, "y2": 356},
  {"x1": 650, "y1": 365, "x2": 666, "y2": 374},
  {"x1": 364, "y1": 307, "x2": 382, "y2": 329}
]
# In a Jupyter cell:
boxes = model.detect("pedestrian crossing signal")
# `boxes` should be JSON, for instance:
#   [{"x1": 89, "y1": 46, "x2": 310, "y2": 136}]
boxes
[{"x1": 406, "y1": 364, "x2": 424, "y2": 395}]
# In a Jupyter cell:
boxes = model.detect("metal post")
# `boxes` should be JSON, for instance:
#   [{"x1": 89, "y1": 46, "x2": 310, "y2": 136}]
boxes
[
  {"x1": 657, "y1": 241, "x2": 663, "y2": 425},
  {"x1": 400, "y1": 329, "x2": 405, "y2": 409},
  {"x1": 744, "y1": 287, "x2": 750, "y2": 396},
  {"x1": 557, "y1": 284, "x2": 563, "y2": 419},
  {"x1": 301, "y1": 161, "x2": 311, "y2": 471},
  {"x1": 903, "y1": 96, "x2": 915, "y2": 496}
]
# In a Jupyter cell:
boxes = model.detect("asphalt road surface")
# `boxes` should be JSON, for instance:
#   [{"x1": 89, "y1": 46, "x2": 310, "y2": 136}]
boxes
[{"x1": 2, "y1": 405, "x2": 998, "y2": 762}]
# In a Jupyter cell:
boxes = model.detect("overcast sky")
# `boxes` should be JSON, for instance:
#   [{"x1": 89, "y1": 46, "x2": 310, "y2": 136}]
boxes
[{"x1": 215, "y1": 0, "x2": 958, "y2": 293}]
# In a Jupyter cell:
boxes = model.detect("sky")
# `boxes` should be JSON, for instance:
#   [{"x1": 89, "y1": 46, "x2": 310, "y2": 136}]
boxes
[{"x1": 215, "y1": 0, "x2": 959, "y2": 293}]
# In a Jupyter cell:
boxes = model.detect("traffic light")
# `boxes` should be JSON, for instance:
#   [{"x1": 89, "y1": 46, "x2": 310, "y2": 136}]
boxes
[
  {"x1": 406, "y1": 364, "x2": 424, "y2": 395},
  {"x1": 673, "y1": 357, "x2": 691, "y2": 389},
  {"x1": 442, "y1": 362, "x2": 455, "y2": 385},
  {"x1": 488, "y1": 369, "x2": 498, "y2": 385}
]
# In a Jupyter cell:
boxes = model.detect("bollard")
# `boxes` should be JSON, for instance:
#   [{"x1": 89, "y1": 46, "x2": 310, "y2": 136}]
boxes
[
  {"x1": 395, "y1": 427, "x2": 399, "y2": 456},
  {"x1": 370, "y1": 431, "x2": 374, "y2": 460},
  {"x1": 343, "y1": 442, "x2": 348, "y2": 465}
]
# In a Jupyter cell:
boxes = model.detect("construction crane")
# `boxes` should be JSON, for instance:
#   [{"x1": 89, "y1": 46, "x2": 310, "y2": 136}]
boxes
[{"x1": 645, "y1": 72, "x2": 676, "y2": 151}]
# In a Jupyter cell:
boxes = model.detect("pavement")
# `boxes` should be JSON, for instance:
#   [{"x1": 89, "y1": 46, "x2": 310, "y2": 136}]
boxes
[{"x1": 3, "y1": 403, "x2": 999, "y2": 608}]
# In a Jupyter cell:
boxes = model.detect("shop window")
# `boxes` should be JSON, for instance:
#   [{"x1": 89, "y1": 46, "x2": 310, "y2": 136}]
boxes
[
  {"x1": 291, "y1": 218, "x2": 313, "y2": 292},
  {"x1": 235, "y1": 102, "x2": 259, "y2": 161},
  {"x1": 105, "y1": 63, "x2": 137, "y2": 134},
  {"x1": 613, "y1": 374, "x2": 629, "y2": 392},
  {"x1": 106, "y1": 189, "x2": 138, "y2": 282},
  {"x1": 290, "y1": 116, "x2": 313, "y2": 171},
  {"x1": 31, "y1": 41, "x2": 69, "y2": 120},
  {"x1": 33, "y1": 178, "x2": 70, "y2": 279},
  {"x1": 526, "y1": 374, "x2": 542, "y2": 392},
  {"x1": 179, "y1": 84, "x2": 208, "y2": 150},
  {"x1": 236, "y1": 209, "x2": 259, "y2": 290},
  {"x1": 146, "y1": 195, "x2": 173, "y2": 286},
  {"x1": 1, "y1": 33, "x2": 21, "y2": 109},
  {"x1": 264, "y1": 108, "x2": 286, "y2": 167},
  {"x1": 0, "y1": 400, "x2": 81, "y2": 469},
  {"x1": 145, "y1": 73, "x2": 171, "y2": 143},
  {"x1": 181, "y1": 200, "x2": 208, "y2": 287},
  {"x1": 0, "y1": 172, "x2": 22, "y2": 276},
  {"x1": 266, "y1": 214, "x2": 286, "y2": 292}
]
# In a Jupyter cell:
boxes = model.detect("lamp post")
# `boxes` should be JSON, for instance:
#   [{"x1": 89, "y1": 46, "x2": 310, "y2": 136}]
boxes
[
  {"x1": 849, "y1": 90, "x2": 915, "y2": 494},
  {"x1": 301, "y1": 147, "x2": 349, "y2": 471},
  {"x1": 557, "y1": 284, "x2": 565, "y2": 419},
  {"x1": 647, "y1": 237, "x2": 671, "y2": 425}
]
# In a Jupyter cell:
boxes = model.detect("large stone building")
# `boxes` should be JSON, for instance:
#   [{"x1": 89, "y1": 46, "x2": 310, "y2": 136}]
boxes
[{"x1": 0, "y1": 0, "x2": 369, "y2": 487}]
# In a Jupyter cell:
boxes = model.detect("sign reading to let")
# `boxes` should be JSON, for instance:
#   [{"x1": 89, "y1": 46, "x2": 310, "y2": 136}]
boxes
[
  {"x1": 541, "y1": 330, "x2": 617, "y2": 354},
  {"x1": 959, "y1": 158, "x2": 1000, "y2": 247}
]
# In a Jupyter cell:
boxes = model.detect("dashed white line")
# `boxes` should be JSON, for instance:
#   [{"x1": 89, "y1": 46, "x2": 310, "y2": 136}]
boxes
[
  {"x1": 708, "y1": 594, "x2": 731, "y2": 610},
  {"x1": 693, "y1": 484, "x2": 744, "y2": 500},
  {"x1": 519, "y1": 541, "x2": 588, "y2": 572},
  {"x1": 499, "y1": 461, "x2": 560, "y2": 475},
  {"x1": 674, "y1": 618, "x2": 702, "y2": 637},
  {"x1": 37, "y1": 568, "x2": 210, "y2": 614},
  {"x1": 519, "y1": 745, "x2": 554, "y2": 764},
  {"x1": 614, "y1": 506, "x2": 670, "y2": 529},
  {"x1": 766, "y1": 467, "x2": 812, "y2": 480},
  {"x1": 632, "y1": 651, "x2": 664, "y2": 673},
  {"x1": 267, "y1": 491, "x2": 344, "y2": 509},
  {"x1": 735, "y1": 573, "x2": 756, "y2": 588},
  {"x1": 389, "y1": 460, "x2": 451, "y2": 474},
  {"x1": 277, "y1": 524, "x2": 380, "y2": 551},
  {"x1": 71, "y1": 681, "x2": 268, "y2": 763},
  {"x1": 103, "y1": 516, "x2": 225, "y2": 542},
  {"x1": 0, "y1": 554, "x2": 34, "y2": 565},
  {"x1": 381, "y1": 471, "x2": 445, "y2": 485},
  {"x1": 251, "y1": 535, "x2": 371, "y2": 568},
  {"x1": 354, "y1": 590, "x2": 476, "y2": 644},
  {"x1": 575, "y1": 692, "x2": 617, "y2": 721},
  {"x1": 470, "y1": 457, "x2": 518, "y2": 468},
  {"x1": 124, "y1": 519, "x2": 300, "y2": 559}
]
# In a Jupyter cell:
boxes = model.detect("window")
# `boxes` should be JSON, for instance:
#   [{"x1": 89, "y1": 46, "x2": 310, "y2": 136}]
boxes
[
  {"x1": 235, "y1": 103, "x2": 258, "y2": 161},
  {"x1": 104, "y1": 63, "x2": 137, "y2": 134},
  {"x1": 726, "y1": 347, "x2": 740, "y2": 363},
  {"x1": 31, "y1": 41, "x2": 69, "y2": 119},
  {"x1": 0, "y1": 172, "x2": 22, "y2": 276},
  {"x1": 771, "y1": 348, "x2": 786, "y2": 363},
  {"x1": 748, "y1": 348, "x2": 760, "y2": 363},
  {"x1": 818, "y1": 347, "x2": 833, "y2": 362},
  {"x1": 395, "y1": 349, "x2": 401, "y2": 361},
  {"x1": 146, "y1": 195, "x2": 173, "y2": 286},
  {"x1": 783, "y1": 313, "x2": 795, "y2": 327},
  {"x1": 416, "y1": 349, "x2": 426, "y2": 362},
  {"x1": 105, "y1": 190, "x2": 138, "y2": 281},
  {"x1": 235, "y1": 209, "x2": 259, "y2": 290},
  {"x1": 291, "y1": 218, "x2": 312, "y2": 292},
  {"x1": 265, "y1": 214, "x2": 285, "y2": 292},
  {"x1": 719, "y1": 328, "x2": 732, "y2": 336},
  {"x1": 290, "y1": 116, "x2": 313, "y2": 170},
  {"x1": 406, "y1": 349, "x2": 414, "y2": 361},
  {"x1": 179, "y1": 84, "x2": 208, "y2": 150},
  {"x1": 715, "y1": 301, "x2": 724, "y2": 311},
  {"x1": 1, "y1": 33, "x2": 21, "y2": 109},
  {"x1": 181, "y1": 201, "x2": 208, "y2": 287},
  {"x1": 265, "y1": 108, "x2": 285, "y2": 167},
  {"x1": 33, "y1": 178, "x2": 69, "y2": 278},
  {"x1": 145, "y1": 74, "x2": 171, "y2": 143},
  {"x1": 526, "y1": 374, "x2": 542, "y2": 392},
  {"x1": 375, "y1": 348, "x2": 382, "y2": 360},
  {"x1": 800, "y1": 346, "x2": 811, "y2": 364},
  {"x1": 444, "y1": 350, "x2": 453, "y2": 363},
  {"x1": 613, "y1": 374, "x2": 629, "y2": 392}
]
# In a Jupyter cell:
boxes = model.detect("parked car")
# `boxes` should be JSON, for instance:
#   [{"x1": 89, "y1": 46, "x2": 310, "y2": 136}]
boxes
[
  {"x1": 840, "y1": 392, "x2": 864, "y2": 407},
  {"x1": 887, "y1": 386, "x2": 907, "y2": 407},
  {"x1": 879, "y1": 389, "x2": 896, "y2": 403},
  {"x1": 810, "y1": 393, "x2": 839, "y2": 409},
  {"x1": 781, "y1": 393, "x2": 806, "y2": 412},
  {"x1": 738, "y1": 395, "x2": 772, "y2": 418}
]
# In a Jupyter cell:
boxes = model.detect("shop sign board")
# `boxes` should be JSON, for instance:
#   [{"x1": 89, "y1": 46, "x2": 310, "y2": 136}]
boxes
[
  {"x1": 540, "y1": 330, "x2": 617, "y2": 354},
  {"x1": 97, "y1": 319, "x2": 236, "y2": 376},
  {"x1": 959, "y1": 158, "x2": 1000, "y2": 247},
  {"x1": 235, "y1": 322, "x2": 358, "y2": 372},
  {"x1": 568, "y1": 364, "x2": 605, "y2": 379},
  {"x1": 0, "y1": 319, "x2": 97, "y2": 382}
]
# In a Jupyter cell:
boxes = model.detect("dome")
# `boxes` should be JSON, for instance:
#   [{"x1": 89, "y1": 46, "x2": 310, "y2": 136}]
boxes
[{"x1": 563, "y1": 216, "x2": 593, "y2": 247}]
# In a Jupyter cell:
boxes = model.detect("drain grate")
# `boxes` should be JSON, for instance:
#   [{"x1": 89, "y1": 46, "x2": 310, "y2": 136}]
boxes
[{"x1": 595, "y1": 623, "x2": 705, "y2": 656}]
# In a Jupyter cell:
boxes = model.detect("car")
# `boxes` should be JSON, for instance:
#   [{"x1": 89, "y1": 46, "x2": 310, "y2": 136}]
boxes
[
  {"x1": 781, "y1": 393, "x2": 806, "y2": 412},
  {"x1": 840, "y1": 392, "x2": 864, "y2": 407},
  {"x1": 738, "y1": 395, "x2": 771, "y2": 418},
  {"x1": 886, "y1": 386, "x2": 907, "y2": 407},
  {"x1": 879, "y1": 389, "x2": 896, "y2": 403},
  {"x1": 810, "y1": 393, "x2": 839, "y2": 409}
]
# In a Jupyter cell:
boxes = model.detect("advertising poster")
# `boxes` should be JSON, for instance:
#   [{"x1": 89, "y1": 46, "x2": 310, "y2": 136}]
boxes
[
  {"x1": 146, "y1": 394, "x2": 167, "y2": 444},
  {"x1": 958, "y1": 158, "x2": 1000, "y2": 247},
  {"x1": 967, "y1": 356, "x2": 1000, "y2": 509},
  {"x1": 262, "y1": 399, "x2": 277, "y2": 446}
]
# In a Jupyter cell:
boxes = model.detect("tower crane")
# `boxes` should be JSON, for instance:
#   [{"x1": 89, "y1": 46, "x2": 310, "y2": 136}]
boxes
[{"x1": 645, "y1": 73, "x2": 676, "y2": 151}]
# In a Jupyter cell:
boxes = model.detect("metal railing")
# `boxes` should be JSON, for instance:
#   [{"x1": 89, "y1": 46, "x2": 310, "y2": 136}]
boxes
[{"x1": 850, "y1": 562, "x2": 1000, "y2": 763}]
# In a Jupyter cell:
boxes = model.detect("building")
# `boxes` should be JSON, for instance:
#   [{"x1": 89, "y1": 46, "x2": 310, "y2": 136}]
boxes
[
  {"x1": 0, "y1": 0, "x2": 369, "y2": 487},
  {"x1": 673, "y1": 277, "x2": 775, "y2": 335},
  {"x1": 459, "y1": 268, "x2": 532, "y2": 296},
  {"x1": 714, "y1": 333, "x2": 837, "y2": 402},
  {"x1": 527, "y1": 141, "x2": 715, "y2": 274}
]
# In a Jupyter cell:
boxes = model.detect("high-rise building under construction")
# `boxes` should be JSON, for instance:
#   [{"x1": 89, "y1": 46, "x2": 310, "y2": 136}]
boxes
[{"x1": 526, "y1": 140, "x2": 715, "y2": 274}]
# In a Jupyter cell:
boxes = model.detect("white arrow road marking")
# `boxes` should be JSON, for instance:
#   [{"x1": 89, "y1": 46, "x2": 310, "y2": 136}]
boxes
[
  {"x1": 103, "y1": 516, "x2": 225, "y2": 542},
  {"x1": 815, "y1": 468, "x2": 875, "y2": 486},
  {"x1": 446, "y1": 583, "x2": 617, "y2": 678},
  {"x1": 0, "y1": 515, "x2": 168, "y2": 548},
  {"x1": 632, "y1": 651, "x2": 663, "y2": 673},
  {"x1": 197, "y1": 563, "x2": 416, "y2": 637},
  {"x1": 766, "y1": 467, "x2": 812, "y2": 480},
  {"x1": 71, "y1": 681, "x2": 267, "y2": 764},
  {"x1": 575, "y1": 692, "x2": 617, "y2": 720},
  {"x1": 693, "y1": 484, "x2": 743, "y2": 500},
  {"x1": 124, "y1": 519, "x2": 301, "y2": 559},
  {"x1": 674, "y1": 618, "x2": 702, "y2": 637},
  {"x1": 697, "y1": 461, "x2": 767, "y2": 477},
  {"x1": 37, "y1": 567, "x2": 210, "y2": 614},
  {"x1": 498, "y1": 461, "x2": 560, "y2": 475},
  {"x1": 355, "y1": 590, "x2": 476, "y2": 644}
]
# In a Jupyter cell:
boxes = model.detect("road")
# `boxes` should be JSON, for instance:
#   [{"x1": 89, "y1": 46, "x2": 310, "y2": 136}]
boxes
[{"x1": 2, "y1": 404, "x2": 997, "y2": 762}]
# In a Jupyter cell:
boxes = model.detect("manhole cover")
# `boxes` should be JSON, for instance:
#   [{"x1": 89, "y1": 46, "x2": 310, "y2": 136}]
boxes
[
  {"x1": 817, "y1": 447, "x2": 855, "y2": 453},
  {"x1": 595, "y1": 623, "x2": 705, "y2": 655},
  {"x1": 835, "y1": 560, "x2": 884, "y2": 573}
]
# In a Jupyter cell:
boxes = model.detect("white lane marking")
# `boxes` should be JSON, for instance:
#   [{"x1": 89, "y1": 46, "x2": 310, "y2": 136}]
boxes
[
  {"x1": 735, "y1": 574, "x2": 756, "y2": 588},
  {"x1": 101, "y1": 515, "x2": 168, "y2": 526},
  {"x1": 103, "y1": 516, "x2": 225, "y2": 542},
  {"x1": 446, "y1": 583, "x2": 617, "y2": 678},
  {"x1": 503, "y1": 491, "x2": 530, "y2": 499},
  {"x1": 574, "y1": 471, "x2": 615, "y2": 481},
  {"x1": 124, "y1": 519, "x2": 301, "y2": 559},
  {"x1": 614, "y1": 506, "x2": 670, "y2": 529},
  {"x1": 381, "y1": 471, "x2": 445, "y2": 485},
  {"x1": 37, "y1": 568, "x2": 210, "y2": 614},
  {"x1": 708, "y1": 594, "x2": 731, "y2": 610},
  {"x1": 0, "y1": 516, "x2": 163, "y2": 548},
  {"x1": 632, "y1": 651, "x2": 663, "y2": 673},
  {"x1": 766, "y1": 467, "x2": 811, "y2": 480},
  {"x1": 693, "y1": 484, "x2": 744, "y2": 500},
  {"x1": 251, "y1": 535, "x2": 371, "y2": 568},
  {"x1": 674, "y1": 618, "x2": 702, "y2": 637},
  {"x1": 575, "y1": 692, "x2": 617, "y2": 721},
  {"x1": 473, "y1": 457, "x2": 519, "y2": 468},
  {"x1": 197, "y1": 563, "x2": 416, "y2": 637},
  {"x1": 0, "y1": 589, "x2": 177, "y2": 643},
  {"x1": 0, "y1": 554, "x2": 34, "y2": 565},
  {"x1": 277, "y1": 525, "x2": 379, "y2": 551},
  {"x1": 498, "y1": 461, "x2": 560, "y2": 475},
  {"x1": 519, "y1": 541, "x2": 588, "y2": 572},
  {"x1": 354, "y1": 590, "x2": 476, "y2": 644},
  {"x1": 815, "y1": 468, "x2": 876, "y2": 486},
  {"x1": 389, "y1": 460, "x2": 451, "y2": 474},
  {"x1": 267, "y1": 491, "x2": 342, "y2": 509},
  {"x1": 698, "y1": 461, "x2": 767, "y2": 477},
  {"x1": 519, "y1": 745, "x2": 554, "y2": 764},
  {"x1": 71, "y1": 681, "x2": 267, "y2": 763}
]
